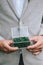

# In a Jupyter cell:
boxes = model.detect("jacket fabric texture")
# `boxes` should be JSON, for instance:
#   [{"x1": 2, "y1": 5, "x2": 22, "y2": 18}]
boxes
[{"x1": 0, "y1": 0, "x2": 43, "y2": 65}]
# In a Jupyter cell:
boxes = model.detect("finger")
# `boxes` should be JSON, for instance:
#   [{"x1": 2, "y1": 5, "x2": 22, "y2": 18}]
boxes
[
  {"x1": 27, "y1": 48, "x2": 41, "y2": 52},
  {"x1": 27, "y1": 48, "x2": 41, "y2": 55},
  {"x1": 29, "y1": 50, "x2": 39, "y2": 53},
  {"x1": 3, "y1": 48, "x2": 8, "y2": 53},
  {"x1": 29, "y1": 48, "x2": 42, "y2": 52},
  {"x1": 27, "y1": 41, "x2": 41, "y2": 49},
  {"x1": 7, "y1": 40, "x2": 13, "y2": 45},
  {"x1": 36, "y1": 45, "x2": 43, "y2": 50},
  {"x1": 8, "y1": 47, "x2": 19, "y2": 52},
  {"x1": 29, "y1": 48, "x2": 42, "y2": 55},
  {"x1": 32, "y1": 51, "x2": 41, "y2": 55},
  {"x1": 4, "y1": 44, "x2": 19, "y2": 52}
]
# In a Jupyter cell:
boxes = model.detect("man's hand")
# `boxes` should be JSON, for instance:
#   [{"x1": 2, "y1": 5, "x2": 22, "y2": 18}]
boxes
[
  {"x1": 27, "y1": 36, "x2": 43, "y2": 55},
  {"x1": 0, "y1": 40, "x2": 18, "y2": 53}
]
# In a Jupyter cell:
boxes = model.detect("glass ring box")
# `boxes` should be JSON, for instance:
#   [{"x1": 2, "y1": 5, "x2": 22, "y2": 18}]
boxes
[{"x1": 11, "y1": 26, "x2": 31, "y2": 48}]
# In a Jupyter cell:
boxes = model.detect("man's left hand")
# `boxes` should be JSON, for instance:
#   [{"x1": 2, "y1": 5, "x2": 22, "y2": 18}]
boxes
[{"x1": 27, "y1": 36, "x2": 43, "y2": 55}]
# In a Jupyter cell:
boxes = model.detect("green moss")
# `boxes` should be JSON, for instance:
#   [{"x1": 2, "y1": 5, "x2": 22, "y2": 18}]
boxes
[{"x1": 13, "y1": 37, "x2": 30, "y2": 48}]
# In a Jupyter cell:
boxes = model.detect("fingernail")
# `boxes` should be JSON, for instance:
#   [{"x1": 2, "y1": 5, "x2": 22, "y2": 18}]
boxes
[{"x1": 15, "y1": 47, "x2": 19, "y2": 50}]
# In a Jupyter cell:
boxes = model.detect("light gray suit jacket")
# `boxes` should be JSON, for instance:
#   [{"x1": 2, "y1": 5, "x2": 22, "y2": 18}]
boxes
[{"x1": 0, "y1": 0, "x2": 43, "y2": 65}]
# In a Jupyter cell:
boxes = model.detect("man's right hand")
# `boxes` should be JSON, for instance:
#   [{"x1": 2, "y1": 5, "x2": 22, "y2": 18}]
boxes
[{"x1": 0, "y1": 40, "x2": 19, "y2": 53}]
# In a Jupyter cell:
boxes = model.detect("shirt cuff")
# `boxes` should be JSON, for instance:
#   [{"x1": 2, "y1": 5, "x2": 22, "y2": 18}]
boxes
[{"x1": 0, "y1": 36, "x2": 4, "y2": 40}]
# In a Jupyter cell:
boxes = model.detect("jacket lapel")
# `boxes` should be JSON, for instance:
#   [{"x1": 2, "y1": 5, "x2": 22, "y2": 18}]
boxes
[{"x1": 7, "y1": 0, "x2": 19, "y2": 21}]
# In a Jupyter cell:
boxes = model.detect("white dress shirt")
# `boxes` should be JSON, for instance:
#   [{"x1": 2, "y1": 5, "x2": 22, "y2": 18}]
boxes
[{"x1": 13, "y1": 0, "x2": 25, "y2": 18}]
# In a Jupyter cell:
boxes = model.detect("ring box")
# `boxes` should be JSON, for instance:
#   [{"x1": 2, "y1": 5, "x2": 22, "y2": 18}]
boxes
[{"x1": 11, "y1": 26, "x2": 31, "y2": 48}]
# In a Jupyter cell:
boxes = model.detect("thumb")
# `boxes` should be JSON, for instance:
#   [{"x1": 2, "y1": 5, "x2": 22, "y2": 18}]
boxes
[
  {"x1": 5, "y1": 44, "x2": 19, "y2": 52},
  {"x1": 27, "y1": 41, "x2": 40, "y2": 49}
]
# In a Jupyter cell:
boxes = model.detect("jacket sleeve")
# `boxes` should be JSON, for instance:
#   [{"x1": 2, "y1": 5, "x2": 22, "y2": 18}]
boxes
[{"x1": 39, "y1": 17, "x2": 43, "y2": 35}]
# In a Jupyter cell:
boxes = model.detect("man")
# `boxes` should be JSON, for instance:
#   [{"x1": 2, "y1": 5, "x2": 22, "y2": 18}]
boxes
[{"x1": 0, "y1": 0, "x2": 43, "y2": 65}]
